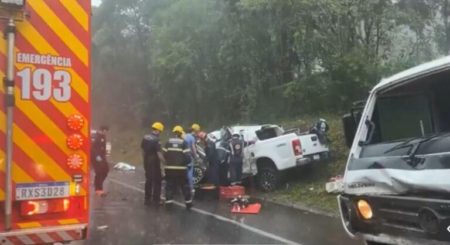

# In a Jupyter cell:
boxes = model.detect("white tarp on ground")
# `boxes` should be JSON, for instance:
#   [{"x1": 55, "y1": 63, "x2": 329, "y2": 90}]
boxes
[{"x1": 113, "y1": 162, "x2": 136, "y2": 171}]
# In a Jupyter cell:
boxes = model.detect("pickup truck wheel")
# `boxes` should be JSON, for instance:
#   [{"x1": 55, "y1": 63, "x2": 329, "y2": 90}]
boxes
[{"x1": 258, "y1": 166, "x2": 278, "y2": 192}]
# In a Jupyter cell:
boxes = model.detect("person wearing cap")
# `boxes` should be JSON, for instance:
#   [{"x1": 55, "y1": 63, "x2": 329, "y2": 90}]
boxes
[
  {"x1": 92, "y1": 125, "x2": 110, "y2": 196},
  {"x1": 184, "y1": 123, "x2": 201, "y2": 195},
  {"x1": 162, "y1": 126, "x2": 193, "y2": 210},
  {"x1": 141, "y1": 122, "x2": 166, "y2": 206}
]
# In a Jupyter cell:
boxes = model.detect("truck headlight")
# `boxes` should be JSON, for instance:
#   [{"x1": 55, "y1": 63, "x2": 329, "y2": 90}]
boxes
[
  {"x1": 357, "y1": 200, "x2": 373, "y2": 220},
  {"x1": 0, "y1": 0, "x2": 25, "y2": 8}
]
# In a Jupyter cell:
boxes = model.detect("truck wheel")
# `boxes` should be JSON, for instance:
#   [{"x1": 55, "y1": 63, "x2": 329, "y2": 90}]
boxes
[
  {"x1": 193, "y1": 166, "x2": 205, "y2": 185},
  {"x1": 258, "y1": 166, "x2": 279, "y2": 192}
]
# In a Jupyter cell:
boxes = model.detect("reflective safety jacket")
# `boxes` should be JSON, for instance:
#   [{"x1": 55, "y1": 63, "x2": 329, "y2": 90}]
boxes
[{"x1": 163, "y1": 137, "x2": 191, "y2": 170}]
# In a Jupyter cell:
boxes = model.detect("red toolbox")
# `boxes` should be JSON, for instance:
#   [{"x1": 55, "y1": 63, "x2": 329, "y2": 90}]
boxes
[{"x1": 219, "y1": 185, "x2": 245, "y2": 200}]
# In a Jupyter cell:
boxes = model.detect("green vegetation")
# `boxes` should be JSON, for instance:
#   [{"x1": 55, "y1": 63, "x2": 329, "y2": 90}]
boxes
[
  {"x1": 93, "y1": 0, "x2": 450, "y2": 212},
  {"x1": 92, "y1": 0, "x2": 450, "y2": 129}
]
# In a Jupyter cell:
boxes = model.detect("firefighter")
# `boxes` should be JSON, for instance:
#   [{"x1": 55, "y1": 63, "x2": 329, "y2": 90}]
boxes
[
  {"x1": 92, "y1": 125, "x2": 110, "y2": 196},
  {"x1": 184, "y1": 123, "x2": 201, "y2": 195},
  {"x1": 163, "y1": 126, "x2": 193, "y2": 210},
  {"x1": 229, "y1": 132, "x2": 244, "y2": 185},
  {"x1": 141, "y1": 122, "x2": 166, "y2": 206}
]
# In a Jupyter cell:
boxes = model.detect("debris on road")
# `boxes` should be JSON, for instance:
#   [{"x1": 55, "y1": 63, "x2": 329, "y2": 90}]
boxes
[
  {"x1": 97, "y1": 225, "x2": 109, "y2": 231},
  {"x1": 231, "y1": 203, "x2": 262, "y2": 214},
  {"x1": 113, "y1": 162, "x2": 136, "y2": 171},
  {"x1": 230, "y1": 196, "x2": 261, "y2": 214},
  {"x1": 325, "y1": 175, "x2": 344, "y2": 193}
]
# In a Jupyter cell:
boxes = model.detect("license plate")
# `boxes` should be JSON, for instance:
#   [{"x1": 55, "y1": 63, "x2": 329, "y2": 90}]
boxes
[
  {"x1": 313, "y1": 154, "x2": 320, "y2": 160},
  {"x1": 15, "y1": 182, "x2": 70, "y2": 201}
]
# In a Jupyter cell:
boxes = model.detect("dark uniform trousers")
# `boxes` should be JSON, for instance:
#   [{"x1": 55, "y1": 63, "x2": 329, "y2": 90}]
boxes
[
  {"x1": 144, "y1": 156, "x2": 162, "y2": 203},
  {"x1": 164, "y1": 168, "x2": 191, "y2": 204},
  {"x1": 94, "y1": 159, "x2": 109, "y2": 191}
]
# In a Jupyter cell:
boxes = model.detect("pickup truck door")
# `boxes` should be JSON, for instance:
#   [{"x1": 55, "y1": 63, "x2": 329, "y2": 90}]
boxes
[
  {"x1": 242, "y1": 144, "x2": 257, "y2": 175},
  {"x1": 241, "y1": 134, "x2": 257, "y2": 176}
]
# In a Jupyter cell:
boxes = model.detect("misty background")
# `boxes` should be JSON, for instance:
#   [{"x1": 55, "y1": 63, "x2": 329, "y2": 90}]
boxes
[{"x1": 91, "y1": 0, "x2": 450, "y2": 130}]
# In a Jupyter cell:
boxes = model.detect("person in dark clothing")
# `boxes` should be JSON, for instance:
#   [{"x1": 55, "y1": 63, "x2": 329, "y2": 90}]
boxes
[
  {"x1": 91, "y1": 125, "x2": 110, "y2": 196},
  {"x1": 216, "y1": 127, "x2": 233, "y2": 186},
  {"x1": 199, "y1": 132, "x2": 220, "y2": 187},
  {"x1": 141, "y1": 122, "x2": 166, "y2": 206},
  {"x1": 229, "y1": 133, "x2": 244, "y2": 185},
  {"x1": 216, "y1": 142, "x2": 230, "y2": 186},
  {"x1": 163, "y1": 125, "x2": 193, "y2": 210}
]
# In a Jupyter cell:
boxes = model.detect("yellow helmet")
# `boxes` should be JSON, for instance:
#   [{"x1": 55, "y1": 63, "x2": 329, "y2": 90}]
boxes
[
  {"x1": 152, "y1": 122, "x2": 164, "y2": 132},
  {"x1": 173, "y1": 125, "x2": 184, "y2": 134},
  {"x1": 191, "y1": 123, "x2": 201, "y2": 132}
]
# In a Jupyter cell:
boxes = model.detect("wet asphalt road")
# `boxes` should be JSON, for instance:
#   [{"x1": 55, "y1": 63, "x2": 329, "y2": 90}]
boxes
[{"x1": 87, "y1": 169, "x2": 363, "y2": 245}]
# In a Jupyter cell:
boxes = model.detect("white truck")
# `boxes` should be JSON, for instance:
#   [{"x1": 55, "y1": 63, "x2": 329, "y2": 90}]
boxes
[
  {"x1": 196, "y1": 124, "x2": 330, "y2": 191},
  {"x1": 339, "y1": 56, "x2": 450, "y2": 245}
]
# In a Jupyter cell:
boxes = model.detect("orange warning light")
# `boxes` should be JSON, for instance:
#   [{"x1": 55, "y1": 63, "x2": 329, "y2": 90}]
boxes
[
  {"x1": 67, "y1": 154, "x2": 84, "y2": 170},
  {"x1": 67, "y1": 114, "x2": 84, "y2": 131},
  {"x1": 67, "y1": 133, "x2": 84, "y2": 150}
]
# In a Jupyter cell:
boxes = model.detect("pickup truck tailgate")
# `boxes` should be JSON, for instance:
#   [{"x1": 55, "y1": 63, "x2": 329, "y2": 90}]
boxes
[{"x1": 299, "y1": 134, "x2": 329, "y2": 156}]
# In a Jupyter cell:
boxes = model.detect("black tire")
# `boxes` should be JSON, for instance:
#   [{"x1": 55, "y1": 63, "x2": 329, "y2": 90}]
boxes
[
  {"x1": 193, "y1": 166, "x2": 205, "y2": 185},
  {"x1": 257, "y1": 165, "x2": 279, "y2": 192}
]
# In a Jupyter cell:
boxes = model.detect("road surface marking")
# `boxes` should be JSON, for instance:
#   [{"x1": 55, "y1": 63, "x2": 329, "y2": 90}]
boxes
[{"x1": 109, "y1": 178, "x2": 302, "y2": 245}]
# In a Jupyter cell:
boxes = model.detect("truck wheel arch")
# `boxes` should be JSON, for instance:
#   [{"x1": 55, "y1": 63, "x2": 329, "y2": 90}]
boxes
[{"x1": 256, "y1": 157, "x2": 277, "y2": 171}]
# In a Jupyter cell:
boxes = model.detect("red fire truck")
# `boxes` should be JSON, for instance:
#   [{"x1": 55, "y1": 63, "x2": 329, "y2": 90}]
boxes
[{"x1": 0, "y1": 0, "x2": 91, "y2": 243}]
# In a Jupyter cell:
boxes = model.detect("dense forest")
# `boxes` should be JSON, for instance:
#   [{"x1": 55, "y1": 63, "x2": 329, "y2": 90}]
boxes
[{"x1": 92, "y1": 0, "x2": 450, "y2": 128}]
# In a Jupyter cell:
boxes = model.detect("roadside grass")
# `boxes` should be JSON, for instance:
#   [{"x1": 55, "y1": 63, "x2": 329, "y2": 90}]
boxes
[{"x1": 107, "y1": 114, "x2": 349, "y2": 215}]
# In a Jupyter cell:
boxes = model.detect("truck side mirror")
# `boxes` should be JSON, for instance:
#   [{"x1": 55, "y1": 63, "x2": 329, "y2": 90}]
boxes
[{"x1": 342, "y1": 113, "x2": 357, "y2": 148}]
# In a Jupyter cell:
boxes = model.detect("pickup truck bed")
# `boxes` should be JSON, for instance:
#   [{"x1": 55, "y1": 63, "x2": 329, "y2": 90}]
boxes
[{"x1": 194, "y1": 124, "x2": 330, "y2": 191}]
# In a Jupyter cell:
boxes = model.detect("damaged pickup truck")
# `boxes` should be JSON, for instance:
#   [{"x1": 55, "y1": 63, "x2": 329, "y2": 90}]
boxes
[{"x1": 339, "y1": 56, "x2": 450, "y2": 245}]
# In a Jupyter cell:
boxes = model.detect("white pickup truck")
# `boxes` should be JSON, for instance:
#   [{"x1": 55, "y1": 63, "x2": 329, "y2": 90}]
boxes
[{"x1": 198, "y1": 124, "x2": 330, "y2": 191}]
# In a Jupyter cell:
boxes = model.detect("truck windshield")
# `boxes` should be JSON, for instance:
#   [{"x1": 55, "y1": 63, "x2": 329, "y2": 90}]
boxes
[{"x1": 360, "y1": 69, "x2": 450, "y2": 157}]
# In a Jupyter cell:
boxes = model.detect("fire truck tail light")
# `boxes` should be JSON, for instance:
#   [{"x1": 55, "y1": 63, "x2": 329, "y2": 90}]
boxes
[
  {"x1": 67, "y1": 154, "x2": 84, "y2": 170},
  {"x1": 64, "y1": 198, "x2": 70, "y2": 210},
  {"x1": 67, "y1": 114, "x2": 84, "y2": 131},
  {"x1": 20, "y1": 198, "x2": 70, "y2": 216},
  {"x1": 67, "y1": 133, "x2": 84, "y2": 150}
]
